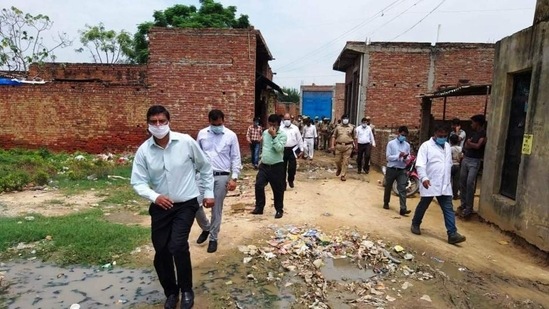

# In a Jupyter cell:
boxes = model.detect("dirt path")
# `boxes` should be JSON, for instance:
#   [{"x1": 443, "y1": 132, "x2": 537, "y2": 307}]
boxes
[{"x1": 1, "y1": 151, "x2": 548, "y2": 308}]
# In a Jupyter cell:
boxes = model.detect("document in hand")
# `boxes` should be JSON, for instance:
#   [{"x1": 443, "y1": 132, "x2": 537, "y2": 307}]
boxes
[{"x1": 292, "y1": 145, "x2": 302, "y2": 158}]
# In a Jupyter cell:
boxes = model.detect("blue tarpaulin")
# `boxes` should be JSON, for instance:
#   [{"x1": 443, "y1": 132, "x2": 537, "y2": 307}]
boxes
[{"x1": 0, "y1": 78, "x2": 22, "y2": 86}]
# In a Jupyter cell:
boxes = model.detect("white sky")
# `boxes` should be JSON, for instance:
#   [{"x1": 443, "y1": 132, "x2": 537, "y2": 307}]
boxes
[{"x1": 2, "y1": 0, "x2": 536, "y2": 89}]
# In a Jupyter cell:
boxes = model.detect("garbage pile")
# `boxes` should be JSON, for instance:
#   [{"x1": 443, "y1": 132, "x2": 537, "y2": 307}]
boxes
[{"x1": 239, "y1": 225, "x2": 433, "y2": 308}]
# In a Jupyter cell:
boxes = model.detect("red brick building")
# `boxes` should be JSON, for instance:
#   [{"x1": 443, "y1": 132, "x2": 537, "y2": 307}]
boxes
[
  {"x1": 333, "y1": 41, "x2": 494, "y2": 166},
  {"x1": 0, "y1": 28, "x2": 281, "y2": 153}
]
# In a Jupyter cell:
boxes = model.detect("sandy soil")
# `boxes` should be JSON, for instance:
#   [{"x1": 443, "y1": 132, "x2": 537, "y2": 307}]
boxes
[{"x1": 1, "y1": 151, "x2": 548, "y2": 308}]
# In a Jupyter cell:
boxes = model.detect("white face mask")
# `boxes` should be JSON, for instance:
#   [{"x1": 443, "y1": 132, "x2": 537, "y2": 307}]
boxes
[
  {"x1": 148, "y1": 124, "x2": 170, "y2": 139},
  {"x1": 283, "y1": 120, "x2": 292, "y2": 127},
  {"x1": 342, "y1": 119, "x2": 349, "y2": 125}
]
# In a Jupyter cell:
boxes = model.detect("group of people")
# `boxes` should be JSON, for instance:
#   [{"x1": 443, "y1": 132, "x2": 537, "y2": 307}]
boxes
[
  {"x1": 383, "y1": 114, "x2": 486, "y2": 246},
  {"x1": 129, "y1": 105, "x2": 486, "y2": 309}
]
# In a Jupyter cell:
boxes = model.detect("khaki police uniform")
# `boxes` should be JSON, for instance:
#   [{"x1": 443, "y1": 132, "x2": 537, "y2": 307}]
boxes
[
  {"x1": 332, "y1": 124, "x2": 355, "y2": 178},
  {"x1": 319, "y1": 122, "x2": 330, "y2": 150}
]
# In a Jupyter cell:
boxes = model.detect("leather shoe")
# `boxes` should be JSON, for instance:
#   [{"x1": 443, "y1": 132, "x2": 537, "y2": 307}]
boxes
[
  {"x1": 181, "y1": 291, "x2": 194, "y2": 309},
  {"x1": 448, "y1": 232, "x2": 466, "y2": 244},
  {"x1": 164, "y1": 294, "x2": 178, "y2": 309},
  {"x1": 411, "y1": 225, "x2": 421, "y2": 235},
  {"x1": 289, "y1": 181, "x2": 294, "y2": 188},
  {"x1": 383, "y1": 204, "x2": 390, "y2": 209},
  {"x1": 274, "y1": 211, "x2": 283, "y2": 219},
  {"x1": 336, "y1": 168, "x2": 341, "y2": 176},
  {"x1": 251, "y1": 208, "x2": 263, "y2": 215},
  {"x1": 196, "y1": 230, "x2": 209, "y2": 244},
  {"x1": 207, "y1": 240, "x2": 217, "y2": 253},
  {"x1": 400, "y1": 209, "x2": 411, "y2": 216}
]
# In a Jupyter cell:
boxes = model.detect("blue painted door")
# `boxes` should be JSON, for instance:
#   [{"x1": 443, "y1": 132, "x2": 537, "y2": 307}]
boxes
[{"x1": 302, "y1": 91, "x2": 332, "y2": 120}]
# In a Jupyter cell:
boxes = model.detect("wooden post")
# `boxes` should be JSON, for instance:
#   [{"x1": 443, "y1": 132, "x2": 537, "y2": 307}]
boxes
[{"x1": 420, "y1": 97, "x2": 432, "y2": 143}]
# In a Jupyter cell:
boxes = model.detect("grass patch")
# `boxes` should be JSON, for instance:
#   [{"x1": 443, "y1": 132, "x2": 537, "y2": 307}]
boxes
[{"x1": 0, "y1": 209, "x2": 149, "y2": 266}]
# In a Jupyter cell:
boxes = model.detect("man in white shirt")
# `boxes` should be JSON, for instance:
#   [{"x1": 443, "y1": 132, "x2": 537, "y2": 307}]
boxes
[
  {"x1": 384, "y1": 126, "x2": 411, "y2": 215},
  {"x1": 194, "y1": 110, "x2": 241, "y2": 254},
  {"x1": 411, "y1": 125, "x2": 466, "y2": 245},
  {"x1": 131, "y1": 105, "x2": 214, "y2": 309},
  {"x1": 302, "y1": 117, "x2": 318, "y2": 160},
  {"x1": 279, "y1": 113, "x2": 304, "y2": 189},
  {"x1": 354, "y1": 117, "x2": 376, "y2": 174}
]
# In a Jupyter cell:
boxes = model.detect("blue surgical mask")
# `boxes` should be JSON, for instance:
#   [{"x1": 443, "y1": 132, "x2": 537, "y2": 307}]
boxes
[
  {"x1": 210, "y1": 125, "x2": 224, "y2": 134},
  {"x1": 435, "y1": 137, "x2": 447, "y2": 145},
  {"x1": 397, "y1": 135, "x2": 406, "y2": 142}
]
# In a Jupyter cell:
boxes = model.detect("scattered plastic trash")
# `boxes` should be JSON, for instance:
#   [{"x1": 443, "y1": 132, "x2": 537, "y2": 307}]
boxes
[
  {"x1": 24, "y1": 216, "x2": 35, "y2": 221},
  {"x1": 393, "y1": 245, "x2": 404, "y2": 252},
  {"x1": 69, "y1": 304, "x2": 81, "y2": 309},
  {"x1": 458, "y1": 267, "x2": 467, "y2": 272},
  {"x1": 420, "y1": 294, "x2": 432, "y2": 302},
  {"x1": 401, "y1": 281, "x2": 413, "y2": 290},
  {"x1": 403, "y1": 253, "x2": 414, "y2": 260}
]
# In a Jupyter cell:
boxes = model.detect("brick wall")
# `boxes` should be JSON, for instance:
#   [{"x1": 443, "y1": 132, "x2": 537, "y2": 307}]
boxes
[
  {"x1": 334, "y1": 83, "x2": 345, "y2": 120},
  {"x1": 0, "y1": 82, "x2": 150, "y2": 152},
  {"x1": 147, "y1": 28, "x2": 258, "y2": 150},
  {"x1": 361, "y1": 43, "x2": 494, "y2": 167},
  {"x1": 275, "y1": 102, "x2": 299, "y2": 116},
  {"x1": 28, "y1": 63, "x2": 147, "y2": 85}
]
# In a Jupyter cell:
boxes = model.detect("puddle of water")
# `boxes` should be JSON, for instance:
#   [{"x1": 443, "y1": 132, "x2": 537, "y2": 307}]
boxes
[
  {"x1": 321, "y1": 258, "x2": 376, "y2": 282},
  {"x1": 1, "y1": 260, "x2": 163, "y2": 308}
]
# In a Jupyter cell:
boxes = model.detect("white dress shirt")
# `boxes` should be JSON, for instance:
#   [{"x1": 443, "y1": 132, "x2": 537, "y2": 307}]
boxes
[
  {"x1": 416, "y1": 138, "x2": 453, "y2": 197},
  {"x1": 355, "y1": 125, "x2": 376, "y2": 146},
  {"x1": 302, "y1": 124, "x2": 318, "y2": 139},
  {"x1": 279, "y1": 123, "x2": 304, "y2": 151},
  {"x1": 131, "y1": 131, "x2": 214, "y2": 203},
  {"x1": 196, "y1": 126, "x2": 242, "y2": 179}
]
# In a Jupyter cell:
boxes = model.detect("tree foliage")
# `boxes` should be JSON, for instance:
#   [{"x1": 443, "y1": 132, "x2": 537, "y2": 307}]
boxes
[
  {"x1": 132, "y1": 0, "x2": 251, "y2": 64},
  {"x1": 0, "y1": 6, "x2": 72, "y2": 72},
  {"x1": 278, "y1": 87, "x2": 300, "y2": 103},
  {"x1": 76, "y1": 23, "x2": 134, "y2": 64}
]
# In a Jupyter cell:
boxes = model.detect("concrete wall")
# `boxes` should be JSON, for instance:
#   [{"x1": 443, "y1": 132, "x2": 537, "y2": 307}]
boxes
[{"x1": 479, "y1": 21, "x2": 549, "y2": 252}]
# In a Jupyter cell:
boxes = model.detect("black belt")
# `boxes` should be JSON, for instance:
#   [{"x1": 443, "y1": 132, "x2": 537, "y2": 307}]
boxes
[
  {"x1": 304, "y1": 137, "x2": 314, "y2": 139},
  {"x1": 213, "y1": 171, "x2": 230, "y2": 176},
  {"x1": 358, "y1": 142, "x2": 371, "y2": 145},
  {"x1": 388, "y1": 167, "x2": 404, "y2": 170},
  {"x1": 337, "y1": 142, "x2": 353, "y2": 145},
  {"x1": 260, "y1": 162, "x2": 283, "y2": 167},
  {"x1": 285, "y1": 145, "x2": 297, "y2": 149}
]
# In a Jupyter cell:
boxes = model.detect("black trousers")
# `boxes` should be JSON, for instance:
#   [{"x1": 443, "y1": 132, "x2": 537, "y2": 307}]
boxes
[
  {"x1": 356, "y1": 143, "x2": 372, "y2": 172},
  {"x1": 283, "y1": 146, "x2": 297, "y2": 183},
  {"x1": 255, "y1": 162, "x2": 285, "y2": 212},
  {"x1": 149, "y1": 198, "x2": 199, "y2": 296}
]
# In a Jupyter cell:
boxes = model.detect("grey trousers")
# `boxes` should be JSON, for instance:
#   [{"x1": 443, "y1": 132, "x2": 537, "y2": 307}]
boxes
[{"x1": 195, "y1": 175, "x2": 229, "y2": 241}]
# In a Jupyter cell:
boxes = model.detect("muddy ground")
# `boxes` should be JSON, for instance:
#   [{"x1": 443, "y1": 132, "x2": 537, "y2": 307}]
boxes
[{"x1": 0, "y1": 151, "x2": 548, "y2": 308}]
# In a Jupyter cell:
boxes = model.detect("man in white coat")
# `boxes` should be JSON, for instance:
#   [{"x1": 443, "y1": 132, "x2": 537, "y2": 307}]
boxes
[{"x1": 410, "y1": 125, "x2": 466, "y2": 245}]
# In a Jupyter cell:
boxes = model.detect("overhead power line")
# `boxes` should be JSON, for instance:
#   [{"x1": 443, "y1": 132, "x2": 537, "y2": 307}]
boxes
[
  {"x1": 275, "y1": 0, "x2": 409, "y2": 72},
  {"x1": 390, "y1": 0, "x2": 447, "y2": 41}
]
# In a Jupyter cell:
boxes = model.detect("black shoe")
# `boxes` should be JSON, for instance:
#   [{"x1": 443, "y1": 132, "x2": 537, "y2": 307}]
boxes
[
  {"x1": 289, "y1": 181, "x2": 294, "y2": 188},
  {"x1": 357, "y1": 170, "x2": 362, "y2": 174},
  {"x1": 181, "y1": 291, "x2": 194, "y2": 309},
  {"x1": 275, "y1": 211, "x2": 283, "y2": 219},
  {"x1": 207, "y1": 240, "x2": 218, "y2": 253},
  {"x1": 400, "y1": 209, "x2": 411, "y2": 216},
  {"x1": 448, "y1": 232, "x2": 466, "y2": 244},
  {"x1": 411, "y1": 225, "x2": 421, "y2": 235},
  {"x1": 383, "y1": 204, "x2": 390, "y2": 209},
  {"x1": 251, "y1": 208, "x2": 263, "y2": 215},
  {"x1": 164, "y1": 294, "x2": 178, "y2": 309},
  {"x1": 196, "y1": 231, "x2": 209, "y2": 244},
  {"x1": 364, "y1": 170, "x2": 369, "y2": 174}
]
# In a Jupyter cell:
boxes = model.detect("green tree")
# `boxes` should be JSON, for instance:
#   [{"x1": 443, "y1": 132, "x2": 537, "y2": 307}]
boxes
[
  {"x1": 278, "y1": 87, "x2": 300, "y2": 103},
  {"x1": 132, "y1": 0, "x2": 250, "y2": 64},
  {"x1": 0, "y1": 6, "x2": 72, "y2": 73},
  {"x1": 76, "y1": 23, "x2": 134, "y2": 64}
]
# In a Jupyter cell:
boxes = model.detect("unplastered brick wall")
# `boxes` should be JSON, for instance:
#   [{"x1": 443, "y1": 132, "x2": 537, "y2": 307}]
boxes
[
  {"x1": 364, "y1": 43, "x2": 494, "y2": 129},
  {"x1": 147, "y1": 28, "x2": 258, "y2": 150},
  {"x1": 334, "y1": 83, "x2": 345, "y2": 120},
  {"x1": 29, "y1": 63, "x2": 147, "y2": 85},
  {"x1": 0, "y1": 82, "x2": 150, "y2": 153}
]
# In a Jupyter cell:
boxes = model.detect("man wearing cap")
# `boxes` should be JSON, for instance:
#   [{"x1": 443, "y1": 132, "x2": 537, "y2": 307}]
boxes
[
  {"x1": 319, "y1": 117, "x2": 331, "y2": 151},
  {"x1": 330, "y1": 114, "x2": 355, "y2": 181}
]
